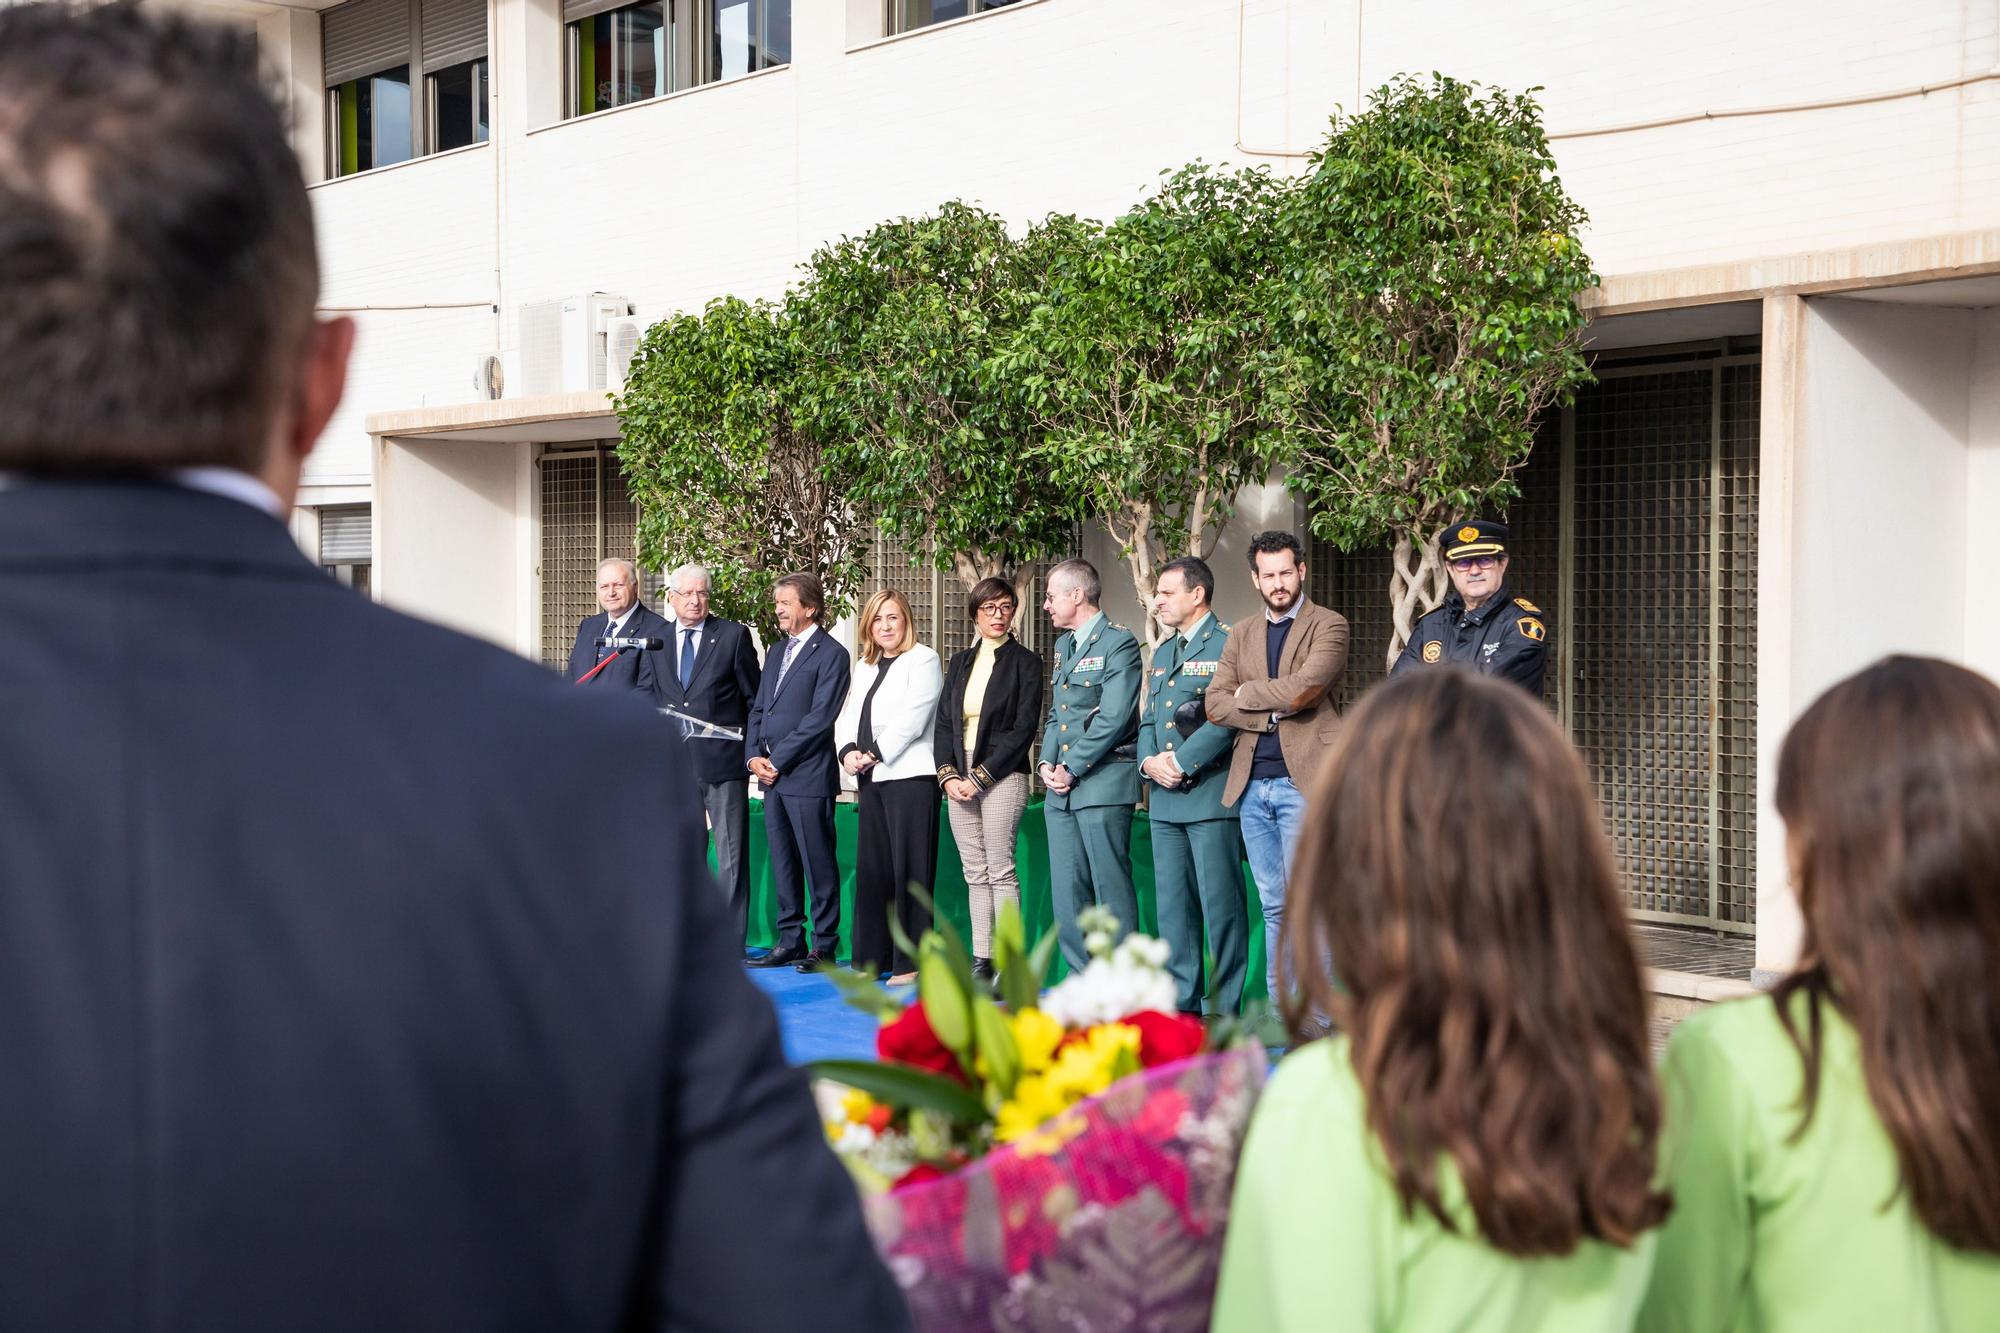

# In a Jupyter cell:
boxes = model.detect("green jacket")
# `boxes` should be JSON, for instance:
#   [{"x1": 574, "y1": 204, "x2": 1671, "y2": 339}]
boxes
[
  {"x1": 1136, "y1": 614, "x2": 1237, "y2": 824},
  {"x1": 1039, "y1": 612, "x2": 1141, "y2": 811}
]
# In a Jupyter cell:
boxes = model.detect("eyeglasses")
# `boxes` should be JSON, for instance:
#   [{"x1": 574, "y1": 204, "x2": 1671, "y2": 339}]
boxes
[
  {"x1": 977, "y1": 601, "x2": 1016, "y2": 617},
  {"x1": 1448, "y1": 555, "x2": 1499, "y2": 571}
]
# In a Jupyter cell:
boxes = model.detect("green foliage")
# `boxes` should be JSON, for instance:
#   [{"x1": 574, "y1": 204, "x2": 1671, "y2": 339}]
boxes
[
  {"x1": 1267, "y1": 74, "x2": 1596, "y2": 656},
  {"x1": 807, "y1": 1058, "x2": 989, "y2": 1124},
  {"x1": 1000, "y1": 163, "x2": 1289, "y2": 642},
  {"x1": 793, "y1": 202, "x2": 1078, "y2": 592},
  {"x1": 614, "y1": 295, "x2": 870, "y2": 643}
]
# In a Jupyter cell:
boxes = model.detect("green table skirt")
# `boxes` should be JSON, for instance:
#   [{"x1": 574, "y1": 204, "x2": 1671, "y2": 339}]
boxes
[{"x1": 711, "y1": 796, "x2": 1270, "y2": 1001}]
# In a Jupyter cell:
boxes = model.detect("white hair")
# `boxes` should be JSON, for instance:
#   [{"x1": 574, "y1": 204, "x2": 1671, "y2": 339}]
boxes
[
  {"x1": 669, "y1": 562, "x2": 712, "y2": 594},
  {"x1": 595, "y1": 558, "x2": 637, "y2": 586}
]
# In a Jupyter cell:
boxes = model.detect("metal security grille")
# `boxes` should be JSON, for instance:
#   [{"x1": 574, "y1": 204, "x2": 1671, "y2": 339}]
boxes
[
  {"x1": 865, "y1": 527, "x2": 1074, "y2": 760},
  {"x1": 1310, "y1": 341, "x2": 1759, "y2": 933},
  {"x1": 538, "y1": 444, "x2": 641, "y2": 670}
]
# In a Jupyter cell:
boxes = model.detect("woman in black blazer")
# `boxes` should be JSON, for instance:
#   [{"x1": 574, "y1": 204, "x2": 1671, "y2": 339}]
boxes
[{"x1": 934, "y1": 577, "x2": 1045, "y2": 979}]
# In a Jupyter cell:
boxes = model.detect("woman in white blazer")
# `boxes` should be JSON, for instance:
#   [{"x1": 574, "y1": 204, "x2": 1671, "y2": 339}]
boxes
[{"x1": 835, "y1": 590, "x2": 944, "y2": 983}]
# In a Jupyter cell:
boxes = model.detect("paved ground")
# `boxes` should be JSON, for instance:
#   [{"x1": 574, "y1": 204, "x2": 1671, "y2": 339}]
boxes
[{"x1": 744, "y1": 959, "x2": 882, "y2": 1066}]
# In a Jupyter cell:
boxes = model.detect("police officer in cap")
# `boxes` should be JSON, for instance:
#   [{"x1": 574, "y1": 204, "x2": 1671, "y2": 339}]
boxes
[{"x1": 1391, "y1": 519, "x2": 1550, "y2": 693}]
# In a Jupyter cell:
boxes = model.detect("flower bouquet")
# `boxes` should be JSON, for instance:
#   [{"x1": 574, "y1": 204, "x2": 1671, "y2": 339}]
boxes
[{"x1": 811, "y1": 905, "x2": 1267, "y2": 1332}]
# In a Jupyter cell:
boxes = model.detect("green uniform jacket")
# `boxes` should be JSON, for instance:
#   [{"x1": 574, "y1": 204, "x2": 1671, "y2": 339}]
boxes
[
  {"x1": 1216, "y1": 1038, "x2": 1657, "y2": 1332},
  {"x1": 1136, "y1": 614, "x2": 1237, "y2": 824},
  {"x1": 1639, "y1": 994, "x2": 2000, "y2": 1333},
  {"x1": 1039, "y1": 612, "x2": 1141, "y2": 811}
]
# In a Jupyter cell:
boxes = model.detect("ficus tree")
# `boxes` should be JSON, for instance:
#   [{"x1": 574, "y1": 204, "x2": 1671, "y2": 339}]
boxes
[
  {"x1": 792, "y1": 202, "x2": 1078, "y2": 624},
  {"x1": 1001, "y1": 162, "x2": 1289, "y2": 646},
  {"x1": 614, "y1": 294, "x2": 871, "y2": 645},
  {"x1": 1268, "y1": 74, "x2": 1597, "y2": 669}
]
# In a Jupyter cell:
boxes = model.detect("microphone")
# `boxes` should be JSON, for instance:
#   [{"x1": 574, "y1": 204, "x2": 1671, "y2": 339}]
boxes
[{"x1": 596, "y1": 636, "x2": 665, "y2": 650}]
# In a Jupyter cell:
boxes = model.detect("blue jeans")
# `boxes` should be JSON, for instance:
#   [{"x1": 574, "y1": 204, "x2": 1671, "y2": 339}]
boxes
[{"x1": 1239, "y1": 775, "x2": 1307, "y2": 1002}]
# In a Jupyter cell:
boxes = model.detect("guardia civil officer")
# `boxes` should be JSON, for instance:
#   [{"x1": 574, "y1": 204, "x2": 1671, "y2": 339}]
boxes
[
  {"x1": 1138, "y1": 557, "x2": 1248, "y2": 1016},
  {"x1": 1391, "y1": 519, "x2": 1551, "y2": 694},
  {"x1": 1038, "y1": 558, "x2": 1143, "y2": 972}
]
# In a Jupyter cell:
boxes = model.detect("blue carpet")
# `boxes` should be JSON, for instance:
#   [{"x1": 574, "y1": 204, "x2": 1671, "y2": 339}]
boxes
[{"x1": 745, "y1": 955, "x2": 891, "y2": 1066}]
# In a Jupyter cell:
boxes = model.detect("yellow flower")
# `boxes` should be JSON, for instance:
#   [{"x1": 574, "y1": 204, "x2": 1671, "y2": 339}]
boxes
[
  {"x1": 993, "y1": 1024, "x2": 1141, "y2": 1147},
  {"x1": 1009, "y1": 1008, "x2": 1065, "y2": 1074},
  {"x1": 839, "y1": 1088, "x2": 875, "y2": 1124},
  {"x1": 1044, "y1": 1023, "x2": 1140, "y2": 1103},
  {"x1": 995, "y1": 1072, "x2": 1068, "y2": 1143}
]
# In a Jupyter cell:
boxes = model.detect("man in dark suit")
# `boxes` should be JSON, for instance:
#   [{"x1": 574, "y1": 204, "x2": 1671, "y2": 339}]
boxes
[
  {"x1": 660, "y1": 561, "x2": 762, "y2": 949},
  {"x1": 566, "y1": 557, "x2": 672, "y2": 693},
  {"x1": 0, "y1": 8, "x2": 909, "y2": 1330},
  {"x1": 744, "y1": 572, "x2": 851, "y2": 971}
]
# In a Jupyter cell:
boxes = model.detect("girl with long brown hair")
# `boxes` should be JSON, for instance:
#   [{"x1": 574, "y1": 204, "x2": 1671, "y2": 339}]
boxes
[
  {"x1": 1215, "y1": 669, "x2": 1669, "y2": 1331},
  {"x1": 1640, "y1": 656, "x2": 2000, "y2": 1331}
]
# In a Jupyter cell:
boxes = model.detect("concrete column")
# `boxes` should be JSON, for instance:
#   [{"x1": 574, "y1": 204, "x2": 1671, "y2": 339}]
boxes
[{"x1": 1753, "y1": 292, "x2": 1804, "y2": 984}]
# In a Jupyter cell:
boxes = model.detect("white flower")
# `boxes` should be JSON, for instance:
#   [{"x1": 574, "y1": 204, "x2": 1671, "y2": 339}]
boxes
[
  {"x1": 831, "y1": 1122, "x2": 878, "y2": 1154},
  {"x1": 1040, "y1": 930, "x2": 1178, "y2": 1026}
]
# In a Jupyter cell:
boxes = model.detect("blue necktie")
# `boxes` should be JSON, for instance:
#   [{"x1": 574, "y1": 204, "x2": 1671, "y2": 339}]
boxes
[
  {"x1": 679, "y1": 627, "x2": 697, "y2": 689},
  {"x1": 775, "y1": 635, "x2": 799, "y2": 692}
]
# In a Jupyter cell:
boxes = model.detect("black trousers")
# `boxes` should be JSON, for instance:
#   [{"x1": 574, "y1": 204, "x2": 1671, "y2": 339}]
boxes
[
  {"x1": 764, "y1": 788, "x2": 841, "y2": 955},
  {"x1": 852, "y1": 775, "x2": 939, "y2": 975}
]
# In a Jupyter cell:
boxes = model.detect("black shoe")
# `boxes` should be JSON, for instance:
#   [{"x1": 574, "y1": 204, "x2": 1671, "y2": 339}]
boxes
[
  {"x1": 794, "y1": 951, "x2": 829, "y2": 974},
  {"x1": 749, "y1": 944, "x2": 807, "y2": 969},
  {"x1": 971, "y1": 958, "x2": 996, "y2": 983}
]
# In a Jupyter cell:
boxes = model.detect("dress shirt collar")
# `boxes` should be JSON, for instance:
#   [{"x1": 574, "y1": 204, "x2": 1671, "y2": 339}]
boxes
[
  {"x1": 1265, "y1": 600, "x2": 1302, "y2": 626},
  {"x1": 0, "y1": 467, "x2": 285, "y2": 520},
  {"x1": 1180, "y1": 612, "x2": 1214, "y2": 645},
  {"x1": 1070, "y1": 610, "x2": 1104, "y2": 645}
]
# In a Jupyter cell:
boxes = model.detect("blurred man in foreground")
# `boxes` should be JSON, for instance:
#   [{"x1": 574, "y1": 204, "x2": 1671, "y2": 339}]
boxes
[{"x1": 0, "y1": 5, "x2": 907, "y2": 1328}]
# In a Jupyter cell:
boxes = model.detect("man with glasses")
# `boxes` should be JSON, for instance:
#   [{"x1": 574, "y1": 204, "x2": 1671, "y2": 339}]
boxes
[{"x1": 1392, "y1": 519, "x2": 1551, "y2": 693}]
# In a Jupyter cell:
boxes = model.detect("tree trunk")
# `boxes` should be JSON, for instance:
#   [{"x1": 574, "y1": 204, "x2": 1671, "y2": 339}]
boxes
[
  {"x1": 1116, "y1": 505, "x2": 1164, "y2": 652},
  {"x1": 1384, "y1": 526, "x2": 1448, "y2": 673}
]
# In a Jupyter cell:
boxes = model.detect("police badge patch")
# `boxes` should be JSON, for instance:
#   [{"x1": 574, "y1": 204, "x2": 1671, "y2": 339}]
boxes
[
  {"x1": 1519, "y1": 617, "x2": 1546, "y2": 642},
  {"x1": 1422, "y1": 641, "x2": 1442, "y2": 663}
]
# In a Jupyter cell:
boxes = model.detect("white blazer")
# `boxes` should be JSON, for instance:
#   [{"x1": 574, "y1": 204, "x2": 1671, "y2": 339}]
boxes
[{"x1": 834, "y1": 644, "x2": 944, "y2": 784}]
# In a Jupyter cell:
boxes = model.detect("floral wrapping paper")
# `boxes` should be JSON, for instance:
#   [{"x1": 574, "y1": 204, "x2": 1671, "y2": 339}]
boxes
[{"x1": 862, "y1": 1045, "x2": 1267, "y2": 1332}]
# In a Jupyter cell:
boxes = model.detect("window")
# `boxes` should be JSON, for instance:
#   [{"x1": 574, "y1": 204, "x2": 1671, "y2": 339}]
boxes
[
  {"x1": 319, "y1": 505, "x2": 373, "y2": 597},
  {"x1": 713, "y1": 0, "x2": 788, "y2": 79},
  {"x1": 569, "y1": 0, "x2": 673, "y2": 116},
  {"x1": 562, "y1": 0, "x2": 789, "y2": 118},
  {"x1": 330, "y1": 66, "x2": 413, "y2": 176},
  {"x1": 323, "y1": 0, "x2": 489, "y2": 178},
  {"x1": 429, "y1": 57, "x2": 490, "y2": 151},
  {"x1": 887, "y1": 0, "x2": 1015, "y2": 37}
]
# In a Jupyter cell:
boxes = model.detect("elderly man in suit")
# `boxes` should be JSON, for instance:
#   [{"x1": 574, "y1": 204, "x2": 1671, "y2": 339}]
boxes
[
  {"x1": 1205, "y1": 530, "x2": 1349, "y2": 1002},
  {"x1": 566, "y1": 557, "x2": 672, "y2": 693},
  {"x1": 745, "y1": 572, "x2": 852, "y2": 972},
  {"x1": 1138, "y1": 556, "x2": 1248, "y2": 1017},
  {"x1": 0, "y1": 7, "x2": 908, "y2": 1329},
  {"x1": 660, "y1": 562, "x2": 762, "y2": 949},
  {"x1": 1038, "y1": 558, "x2": 1143, "y2": 972}
]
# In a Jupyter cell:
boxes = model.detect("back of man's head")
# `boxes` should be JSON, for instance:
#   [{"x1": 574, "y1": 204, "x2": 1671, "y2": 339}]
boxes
[{"x1": 0, "y1": 1, "x2": 318, "y2": 473}]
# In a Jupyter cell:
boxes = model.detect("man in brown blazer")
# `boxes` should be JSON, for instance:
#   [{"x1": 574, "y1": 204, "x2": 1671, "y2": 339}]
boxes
[{"x1": 1204, "y1": 531, "x2": 1349, "y2": 1002}]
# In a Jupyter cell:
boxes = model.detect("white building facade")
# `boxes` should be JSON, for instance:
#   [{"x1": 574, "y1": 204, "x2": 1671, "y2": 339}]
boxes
[{"x1": 188, "y1": 0, "x2": 2000, "y2": 982}]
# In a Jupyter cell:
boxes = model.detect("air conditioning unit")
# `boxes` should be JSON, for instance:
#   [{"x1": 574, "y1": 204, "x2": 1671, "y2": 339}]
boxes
[
  {"x1": 607, "y1": 317, "x2": 644, "y2": 391},
  {"x1": 516, "y1": 293, "x2": 636, "y2": 396}
]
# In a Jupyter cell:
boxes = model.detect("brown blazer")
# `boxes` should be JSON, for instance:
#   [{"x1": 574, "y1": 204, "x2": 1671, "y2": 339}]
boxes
[{"x1": 1204, "y1": 598, "x2": 1350, "y2": 806}]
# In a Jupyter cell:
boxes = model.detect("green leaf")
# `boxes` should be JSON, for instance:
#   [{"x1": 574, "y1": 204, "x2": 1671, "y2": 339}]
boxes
[
  {"x1": 917, "y1": 937, "x2": 973, "y2": 1060},
  {"x1": 971, "y1": 993, "x2": 1020, "y2": 1099},
  {"x1": 808, "y1": 1059, "x2": 988, "y2": 1123},
  {"x1": 815, "y1": 961, "x2": 907, "y2": 1022}
]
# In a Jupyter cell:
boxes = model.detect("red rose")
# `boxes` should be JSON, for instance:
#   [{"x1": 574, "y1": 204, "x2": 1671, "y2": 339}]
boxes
[
  {"x1": 890, "y1": 1161, "x2": 952, "y2": 1194},
  {"x1": 877, "y1": 1001, "x2": 967, "y2": 1083},
  {"x1": 1121, "y1": 1011, "x2": 1208, "y2": 1067}
]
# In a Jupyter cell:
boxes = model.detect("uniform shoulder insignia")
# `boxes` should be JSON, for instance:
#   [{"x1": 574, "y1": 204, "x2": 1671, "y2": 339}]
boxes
[
  {"x1": 1518, "y1": 617, "x2": 1546, "y2": 642},
  {"x1": 1513, "y1": 597, "x2": 1541, "y2": 614}
]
